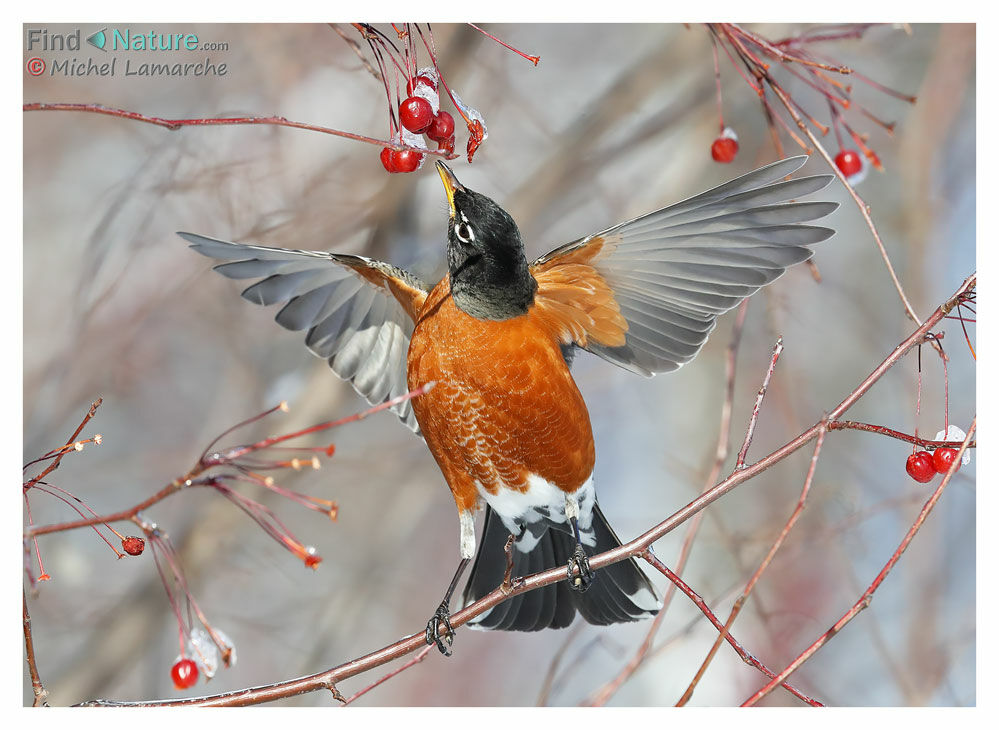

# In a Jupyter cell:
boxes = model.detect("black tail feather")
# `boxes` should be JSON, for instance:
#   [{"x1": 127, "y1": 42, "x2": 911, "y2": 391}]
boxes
[{"x1": 461, "y1": 504, "x2": 659, "y2": 631}]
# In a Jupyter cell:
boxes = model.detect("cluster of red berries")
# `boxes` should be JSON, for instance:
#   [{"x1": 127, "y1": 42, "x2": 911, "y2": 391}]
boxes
[
  {"x1": 381, "y1": 73, "x2": 457, "y2": 174},
  {"x1": 905, "y1": 447, "x2": 959, "y2": 483},
  {"x1": 171, "y1": 657, "x2": 199, "y2": 690},
  {"x1": 711, "y1": 127, "x2": 739, "y2": 164},
  {"x1": 834, "y1": 149, "x2": 866, "y2": 185}
]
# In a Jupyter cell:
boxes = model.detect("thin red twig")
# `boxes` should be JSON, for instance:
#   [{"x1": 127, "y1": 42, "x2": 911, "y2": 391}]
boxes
[
  {"x1": 707, "y1": 23, "x2": 929, "y2": 345},
  {"x1": 827, "y1": 420, "x2": 974, "y2": 449},
  {"x1": 708, "y1": 25, "x2": 762, "y2": 94},
  {"x1": 31, "y1": 483, "x2": 125, "y2": 557},
  {"x1": 221, "y1": 383, "x2": 435, "y2": 460},
  {"x1": 728, "y1": 24, "x2": 851, "y2": 73},
  {"x1": 735, "y1": 337, "x2": 783, "y2": 468},
  {"x1": 340, "y1": 645, "x2": 433, "y2": 705},
  {"x1": 711, "y1": 35, "x2": 724, "y2": 133},
  {"x1": 467, "y1": 23, "x2": 540, "y2": 65}
]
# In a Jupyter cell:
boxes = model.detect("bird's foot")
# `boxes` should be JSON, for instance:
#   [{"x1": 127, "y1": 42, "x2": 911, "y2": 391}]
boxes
[
  {"x1": 567, "y1": 544, "x2": 594, "y2": 593},
  {"x1": 425, "y1": 601, "x2": 456, "y2": 656}
]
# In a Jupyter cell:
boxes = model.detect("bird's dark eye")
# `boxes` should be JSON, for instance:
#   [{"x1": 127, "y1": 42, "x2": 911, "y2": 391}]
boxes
[{"x1": 455, "y1": 221, "x2": 474, "y2": 244}]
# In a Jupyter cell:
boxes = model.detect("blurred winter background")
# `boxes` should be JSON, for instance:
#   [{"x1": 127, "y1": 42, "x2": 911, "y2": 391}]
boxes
[{"x1": 22, "y1": 23, "x2": 975, "y2": 706}]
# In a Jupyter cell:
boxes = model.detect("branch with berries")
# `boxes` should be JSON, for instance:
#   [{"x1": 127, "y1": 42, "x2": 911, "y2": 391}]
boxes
[
  {"x1": 24, "y1": 24, "x2": 540, "y2": 176},
  {"x1": 23, "y1": 385, "x2": 432, "y2": 694},
  {"x1": 705, "y1": 23, "x2": 913, "y2": 175},
  {"x1": 702, "y1": 23, "x2": 936, "y2": 337},
  {"x1": 347, "y1": 23, "x2": 537, "y2": 172},
  {"x1": 51, "y1": 272, "x2": 973, "y2": 707}
]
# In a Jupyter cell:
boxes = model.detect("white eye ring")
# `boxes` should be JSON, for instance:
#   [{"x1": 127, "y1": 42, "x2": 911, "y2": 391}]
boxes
[{"x1": 455, "y1": 221, "x2": 474, "y2": 243}]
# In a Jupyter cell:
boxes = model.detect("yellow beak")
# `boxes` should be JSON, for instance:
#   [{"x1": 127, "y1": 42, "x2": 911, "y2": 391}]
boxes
[{"x1": 436, "y1": 160, "x2": 463, "y2": 217}]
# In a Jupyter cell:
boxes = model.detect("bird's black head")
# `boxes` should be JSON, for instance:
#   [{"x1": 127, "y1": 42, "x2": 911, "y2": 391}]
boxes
[{"x1": 436, "y1": 161, "x2": 537, "y2": 320}]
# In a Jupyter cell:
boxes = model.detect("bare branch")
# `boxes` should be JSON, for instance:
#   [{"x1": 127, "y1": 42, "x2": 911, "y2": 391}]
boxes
[
  {"x1": 23, "y1": 590, "x2": 48, "y2": 707},
  {"x1": 735, "y1": 336, "x2": 783, "y2": 469}
]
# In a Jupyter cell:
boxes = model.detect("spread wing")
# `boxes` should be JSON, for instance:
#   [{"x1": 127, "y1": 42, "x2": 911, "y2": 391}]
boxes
[
  {"x1": 530, "y1": 156, "x2": 838, "y2": 375},
  {"x1": 178, "y1": 233, "x2": 428, "y2": 432}
]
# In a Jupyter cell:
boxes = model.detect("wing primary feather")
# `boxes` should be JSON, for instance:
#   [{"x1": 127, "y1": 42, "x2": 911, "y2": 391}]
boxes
[
  {"x1": 529, "y1": 157, "x2": 836, "y2": 376},
  {"x1": 180, "y1": 231, "x2": 427, "y2": 433}
]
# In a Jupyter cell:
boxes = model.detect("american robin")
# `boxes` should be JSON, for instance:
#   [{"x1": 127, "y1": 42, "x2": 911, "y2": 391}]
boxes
[{"x1": 179, "y1": 155, "x2": 836, "y2": 654}]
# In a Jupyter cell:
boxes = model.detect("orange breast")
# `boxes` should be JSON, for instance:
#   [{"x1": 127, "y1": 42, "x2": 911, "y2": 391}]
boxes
[{"x1": 407, "y1": 277, "x2": 595, "y2": 513}]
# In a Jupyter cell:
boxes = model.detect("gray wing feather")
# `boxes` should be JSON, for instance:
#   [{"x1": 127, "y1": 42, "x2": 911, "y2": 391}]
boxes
[
  {"x1": 178, "y1": 232, "x2": 424, "y2": 432},
  {"x1": 537, "y1": 156, "x2": 838, "y2": 376}
]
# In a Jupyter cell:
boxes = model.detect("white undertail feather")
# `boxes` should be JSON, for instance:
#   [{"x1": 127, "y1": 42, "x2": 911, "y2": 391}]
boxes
[
  {"x1": 475, "y1": 474, "x2": 597, "y2": 553},
  {"x1": 564, "y1": 493, "x2": 580, "y2": 521},
  {"x1": 460, "y1": 510, "x2": 476, "y2": 559}
]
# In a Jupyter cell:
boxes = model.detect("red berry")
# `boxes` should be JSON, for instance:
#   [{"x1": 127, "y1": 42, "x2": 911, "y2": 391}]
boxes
[
  {"x1": 905, "y1": 451, "x2": 936, "y2": 483},
  {"x1": 835, "y1": 149, "x2": 863, "y2": 178},
  {"x1": 406, "y1": 74, "x2": 436, "y2": 96},
  {"x1": 437, "y1": 134, "x2": 456, "y2": 156},
  {"x1": 379, "y1": 147, "x2": 395, "y2": 172},
  {"x1": 380, "y1": 147, "x2": 423, "y2": 174},
  {"x1": 171, "y1": 658, "x2": 199, "y2": 690},
  {"x1": 399, "y1": 96, "x2": 434, "y2": 134},
  {"x1": 426, "y1": 111, "x2": 455, "y2": 142},
  {"x1": 393, "y1": 149, "x2": 423, "y2": 173},
  {"x1": 121, "y1": 536, "x2": 145, "y2": 556},
  {"x1": 710, "y1": 135, "x2": 739, "y2": 163},
  {"x1": 932, "y1": 447, "x2": 959, "y2": 474}
]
